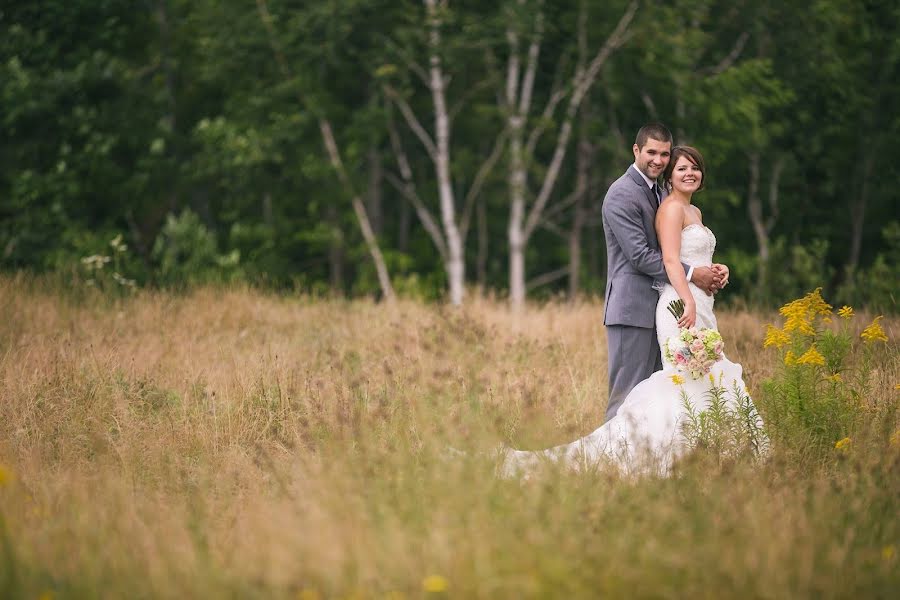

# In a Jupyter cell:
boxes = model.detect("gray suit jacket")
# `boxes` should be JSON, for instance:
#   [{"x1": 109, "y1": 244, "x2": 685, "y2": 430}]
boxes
[{"x1": 602, "y1": 166, "x2": 687, "y2": 328}]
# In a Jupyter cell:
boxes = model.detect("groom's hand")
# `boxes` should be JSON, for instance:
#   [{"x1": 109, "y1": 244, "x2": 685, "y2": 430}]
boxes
[{"x1": 691, "y1": 266, "x2": 721, "y2": 296}]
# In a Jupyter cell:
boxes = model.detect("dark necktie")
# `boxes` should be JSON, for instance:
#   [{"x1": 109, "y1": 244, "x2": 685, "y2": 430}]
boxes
[{"x1": 652, "y1": 183, "x2": 661, "y2": 205}]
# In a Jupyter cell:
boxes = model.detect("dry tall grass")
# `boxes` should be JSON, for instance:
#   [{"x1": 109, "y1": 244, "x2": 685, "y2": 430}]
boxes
[{"x1": 1, "y1": 275, "x2": 897, "y2": 598}]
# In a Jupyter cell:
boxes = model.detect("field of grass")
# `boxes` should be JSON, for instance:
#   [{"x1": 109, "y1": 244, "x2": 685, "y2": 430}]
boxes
[{"x1": 1, "y1": 275, "x2": 898, "y2": 599}]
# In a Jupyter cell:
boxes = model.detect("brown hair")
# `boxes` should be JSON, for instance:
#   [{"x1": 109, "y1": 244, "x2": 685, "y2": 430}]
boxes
[
  {"x1": 634, "y1": 122, "x2": 673, "y2": 149},
  {"x1": 663, "y1": 145, "x2": 706, "y2": 191}
]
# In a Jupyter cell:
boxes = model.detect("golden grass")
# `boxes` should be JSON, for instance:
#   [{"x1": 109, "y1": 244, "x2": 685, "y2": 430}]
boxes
[{"x1": 0, "y1": 274, "x2": 898, "y2": 598}]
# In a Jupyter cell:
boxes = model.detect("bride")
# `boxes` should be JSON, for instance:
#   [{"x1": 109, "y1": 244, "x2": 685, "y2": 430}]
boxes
[{"x1": 500, "y1": 146, "x2": 765, "y2": 477}]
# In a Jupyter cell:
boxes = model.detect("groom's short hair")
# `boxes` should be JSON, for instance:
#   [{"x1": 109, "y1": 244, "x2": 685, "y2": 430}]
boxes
[{"x1": 635, "y1": 123, "x2": 673, "y2": 149}]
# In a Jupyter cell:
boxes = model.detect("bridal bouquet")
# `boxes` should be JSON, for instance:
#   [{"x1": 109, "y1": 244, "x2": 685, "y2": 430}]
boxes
[{"x1": 663, "y1": 300, "x2": 725, "y2": 379}]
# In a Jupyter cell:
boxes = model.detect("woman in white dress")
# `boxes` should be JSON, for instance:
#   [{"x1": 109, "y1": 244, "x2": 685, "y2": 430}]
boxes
[{"x1": 500, "y1": 147, "x2": 765, "y2": 476}]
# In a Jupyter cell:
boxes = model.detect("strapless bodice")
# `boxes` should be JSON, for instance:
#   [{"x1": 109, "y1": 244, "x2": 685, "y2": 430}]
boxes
[{"x1": 679, "y1": 223, "x2": 716, "y2": 267}]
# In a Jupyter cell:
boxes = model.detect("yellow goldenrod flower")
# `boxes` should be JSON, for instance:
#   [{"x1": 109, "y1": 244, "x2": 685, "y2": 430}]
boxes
[
  {"x1": 860, "y1": 316, "x2": 888, "y2": 343},
  {"x1": 825, "y1": 373, "x2": 843, "y2": 383},
  {"x1": 764, "y1": 325, "x2": 790, "y2": 349},
  {"x1": 784, "y1": 351, "x2": 797, "y2": 366},
  {"x1": 895, "y1": 384, "x2": 900, "y2": 390},
  {"x1": 0, "y1": 464, "x2": 12, "y2": 487},
  {"x1": 779, "y1": 289, "x2": 833, "y2": 335},
  {"x1": 670, "y1": 374, "x2": 685, "y2": 386},
  {"x1": 805, "y1": 287, "x2": 833, "y2": 317},
  {"x1": 834, "y1": 437, "x2": 852, "y2": 452},
  {"x1": 797, "y1": 345, "x2": 826, "y2": 366},
  {"x1": 779, "y1": 300, "x2": 816, "y2": 336},
  {"x1": 422, "y1": 575, "x2": 448, "y2": 594},
  {"x1": 838, "y1": 305, "x2": 854, "y2": 319},
  {"x1": 883, "y1": 545, "x2": 896, "y2": 561},
  {"x1": 890, "y1": 430, "x2": 900, "y2": 448}
]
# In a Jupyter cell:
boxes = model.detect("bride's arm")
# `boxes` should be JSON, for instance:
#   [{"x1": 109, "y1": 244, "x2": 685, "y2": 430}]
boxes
[{"x1": 656, "y1": 203, "x2": 696, "y2": 329}]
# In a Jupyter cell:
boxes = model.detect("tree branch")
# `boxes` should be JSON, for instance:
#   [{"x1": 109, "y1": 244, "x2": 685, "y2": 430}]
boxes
[
  {"x1": 517, "y1": 6, "x2": 544, "y2": 116},
  {"x1": 379, "y1": 34, "x2": 431, "y2": 86},
  {"x1": 383, "y1": 84, "x2": 438, "y2": 162},
  {"x1": 526, "y1": 265, "x2": 570, "y2": 292},
  {"x1": 523, "y1": 0, "x2": 638, "y2": 241},
  {"x1": 459, "y1": 129, "x2": 508, "y2": 241},
  {"x1": 705, "y1": 31, "x2": 750, "y2": 76}
]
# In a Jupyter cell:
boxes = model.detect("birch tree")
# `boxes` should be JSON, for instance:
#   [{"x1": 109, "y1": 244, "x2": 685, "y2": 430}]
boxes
[
  {"x1": 384, "y1": 0, "x2": 505, "y2": 305},
  {"x1": 502, "y1": 0, "x2": 638, "y2": 309},
  {"x1": 256, "y1": 0, "x2": 395, "y2": 302}
]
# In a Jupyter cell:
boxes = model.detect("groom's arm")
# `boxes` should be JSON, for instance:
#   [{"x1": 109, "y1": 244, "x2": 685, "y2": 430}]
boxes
[{"x1": 602, "y1": 194, "x2": 689, "y2": 281}]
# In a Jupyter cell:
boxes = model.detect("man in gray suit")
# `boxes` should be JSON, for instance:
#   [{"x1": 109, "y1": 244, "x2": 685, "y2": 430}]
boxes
[{"x1": 601, "y1": 123, "x2": 722, "y2": 421}]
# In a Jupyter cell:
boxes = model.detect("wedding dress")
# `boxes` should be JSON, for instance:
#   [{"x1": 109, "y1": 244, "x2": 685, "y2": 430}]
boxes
[{"x1": 500, "y1": 224, "x2": 765, "y2": 477}]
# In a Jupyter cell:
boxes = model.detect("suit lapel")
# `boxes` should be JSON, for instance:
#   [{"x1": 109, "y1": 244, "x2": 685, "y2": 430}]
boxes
[{"x1": 626, "y1": 167, "x2": 659, "y2": 211}]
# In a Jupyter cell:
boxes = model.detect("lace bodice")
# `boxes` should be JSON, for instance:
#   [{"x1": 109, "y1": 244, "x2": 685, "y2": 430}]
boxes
[
  {"x1": 655, "y1": 224, "x2": 718, "y2": 351},
  {"x1": 679, "y1": 223, "x2": 716, "y2": 266}
]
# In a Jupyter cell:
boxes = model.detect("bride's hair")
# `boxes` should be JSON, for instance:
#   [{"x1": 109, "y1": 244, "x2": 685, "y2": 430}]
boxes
[{"x1": 664, "y1": 146, "x2": 706, "y2": 191}]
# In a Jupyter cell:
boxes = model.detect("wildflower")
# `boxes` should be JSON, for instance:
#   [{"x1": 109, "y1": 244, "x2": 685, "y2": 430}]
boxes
[
  {"x1": 784, "y1": 351, "x2": 797, "y2": 366},
  {"x1": 422, "y1": 575, "x2": 448, "y2": 594},
  {"x1": 110, "y1": 234, "x2": 127, "y2": 253},
  {"x1": 670, "y1": 374, "x2": 685, "y2": 386},
  {"x1": 834, "y1": 437, "x2": 852, "y2": 452},
  {"x1": 779, "y1": 288, "x2": 833, "y2": 335},
  {"x1": 883, "y1": 545, "x2": 896, "y2": 561},
  {"x1": 825, "y1": 373, "x2": 843, "y2": 383},
  {"x1": 890, "y1": 430, "x2": 900, "y2": 448},
  {"x1": 804, "y1": 288, "x2": 833, "y2": 318},
  {"x1": 838, "y1": 306, "x2": 854, "y2": 319},
  {"x1": 763, "y1": 325, "x2": 790, "y2": 349},
  {"x1": 860, "y1": 316, "x2": 888, "y2": 343},
  {"x1": 0, "y1": 464, "x2": 12, "y2": 487},
  {"x1": 779, "y1": 300, "x2": 815, "y2": 336},
  {"x1": 797, "y1": 345, "x2": 826, "y2": 366},
  {"x1": 80, "y1": 254, "x2": 111, "y2": 271}
]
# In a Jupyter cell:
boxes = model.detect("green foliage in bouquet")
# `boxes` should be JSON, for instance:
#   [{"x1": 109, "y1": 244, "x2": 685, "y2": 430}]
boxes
[{"x1": 667, "y1": 299, "x2": 685, "y2": 320}]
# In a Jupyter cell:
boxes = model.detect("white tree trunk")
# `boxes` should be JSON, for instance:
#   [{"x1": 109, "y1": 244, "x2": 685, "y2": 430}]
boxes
[
  {"x1": 508, "y1": 116, "x2": 527, "y2": 307},
  {"x1": 425, "y1": 0, "x2": 465, "y2": 305},
  {"x1": 505, "y1": 3, "x2": 540, "y2": 309},
  {"x1": 256, "y1": 0, "x2": 395, "y2": 302},
  {"x1": 320, "y1": 121, "x2": 395, "y2": 302}
]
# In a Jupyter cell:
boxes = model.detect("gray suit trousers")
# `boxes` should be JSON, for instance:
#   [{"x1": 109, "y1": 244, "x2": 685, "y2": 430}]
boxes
[{"x1": 605, "y1": 324, "x2": 662, "y2": 422}]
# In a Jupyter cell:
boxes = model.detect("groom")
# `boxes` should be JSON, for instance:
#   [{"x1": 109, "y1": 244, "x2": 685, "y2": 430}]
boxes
[{"x1": 601, "y1": 123, "x2": 722, "y2": 421}]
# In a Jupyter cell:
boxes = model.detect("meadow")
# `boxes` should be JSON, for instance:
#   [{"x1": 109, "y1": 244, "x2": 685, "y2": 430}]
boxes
[{"x1": 0, "y1": 274, "x2": 897, "y2": 599}]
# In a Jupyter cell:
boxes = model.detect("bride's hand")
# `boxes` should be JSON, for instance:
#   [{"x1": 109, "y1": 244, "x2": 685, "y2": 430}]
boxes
[
  {"x1": 678, "y1": 301, "x2": 697, "y2": 329},
  {"x1": 712, "y1": 263, "x2": 730, "y2": 288}
]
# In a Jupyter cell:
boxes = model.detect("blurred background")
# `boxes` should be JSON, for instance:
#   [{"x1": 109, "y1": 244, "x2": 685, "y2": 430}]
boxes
[{"x1": 1, "y1": 0, "x2": 897, "y2": 309}]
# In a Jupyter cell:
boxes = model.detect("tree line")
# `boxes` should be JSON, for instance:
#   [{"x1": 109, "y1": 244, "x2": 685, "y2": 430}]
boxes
[{"x1": 2, "y1": 0, "x2": 898, "y2": 310}]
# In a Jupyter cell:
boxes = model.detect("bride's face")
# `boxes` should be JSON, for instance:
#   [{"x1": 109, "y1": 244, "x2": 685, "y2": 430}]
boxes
[{"x1": 670, "y1": 156, "x2": 703, "y2": 193}]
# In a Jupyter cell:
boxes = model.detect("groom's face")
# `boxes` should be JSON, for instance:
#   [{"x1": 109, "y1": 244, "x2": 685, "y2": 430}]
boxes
[{"x1": 633, "y1": 138, "x2": 672, "y2": 181}]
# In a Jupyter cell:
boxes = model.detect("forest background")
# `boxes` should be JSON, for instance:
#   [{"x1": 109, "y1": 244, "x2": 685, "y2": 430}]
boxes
[{"x1": 2, "y1": 0, "x2": 898, "y2": 310}]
